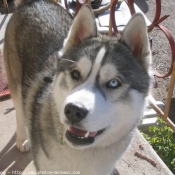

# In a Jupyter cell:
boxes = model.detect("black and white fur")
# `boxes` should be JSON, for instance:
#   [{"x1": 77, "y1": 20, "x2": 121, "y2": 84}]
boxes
[{"x1": 4, "y1": 0, "x2": 152, "y2": 174}]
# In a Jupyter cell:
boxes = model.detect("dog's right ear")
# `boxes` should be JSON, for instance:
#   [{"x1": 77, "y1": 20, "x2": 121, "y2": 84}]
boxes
[{"x1": 62, "y1": 5, "x2": 97, "y2": 53}]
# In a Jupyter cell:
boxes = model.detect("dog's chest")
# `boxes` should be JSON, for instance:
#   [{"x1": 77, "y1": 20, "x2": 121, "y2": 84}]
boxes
[{"x1": 36, "y1": 143, "x2": 119, "y2": 175}]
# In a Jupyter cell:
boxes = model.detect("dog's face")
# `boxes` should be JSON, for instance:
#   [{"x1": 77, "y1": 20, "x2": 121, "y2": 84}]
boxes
[{"x1": 53, "y1": 5, "x2": 151, "y2": 149}]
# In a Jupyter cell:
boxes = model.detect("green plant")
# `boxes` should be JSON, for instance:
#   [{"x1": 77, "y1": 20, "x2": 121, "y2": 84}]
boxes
[{"x1": 142, "y1": 117, "x2": 175, "y2": 174}]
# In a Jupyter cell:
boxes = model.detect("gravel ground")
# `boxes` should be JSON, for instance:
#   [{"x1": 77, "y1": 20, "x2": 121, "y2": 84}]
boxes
[{"x1": 143, "y1": 0, "x2": 175, "y2": 123}]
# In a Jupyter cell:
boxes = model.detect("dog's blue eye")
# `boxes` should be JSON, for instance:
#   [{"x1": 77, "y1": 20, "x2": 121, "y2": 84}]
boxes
[
  {"x1": 107, "y1": 79, "x2": 120, "y2": 88},
  {"x1": 70, "y1": 70, "x2": 81, "y2": 81}
]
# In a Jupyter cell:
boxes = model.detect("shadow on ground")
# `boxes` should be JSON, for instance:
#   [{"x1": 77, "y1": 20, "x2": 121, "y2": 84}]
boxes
[
  {"x1": 0, "y1": 133, "x2": 32, "y2": 175},
  {"x1": 135, "y1": 0, "x2": 149, "y2": 13}
]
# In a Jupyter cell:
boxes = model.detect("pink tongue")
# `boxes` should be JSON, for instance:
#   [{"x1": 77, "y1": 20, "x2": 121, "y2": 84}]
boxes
[{"x1": 69, "y1": 126, "x2": 97, "y2": 137}]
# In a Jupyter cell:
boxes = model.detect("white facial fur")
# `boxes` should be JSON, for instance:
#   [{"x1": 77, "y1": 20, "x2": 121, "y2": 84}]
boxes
[
  {"x1": 53, "y1": 10, "x2": 151, "y2": 149},
  {"x1": 53, "y1": 46, "x2": 146, "y2": 149}
]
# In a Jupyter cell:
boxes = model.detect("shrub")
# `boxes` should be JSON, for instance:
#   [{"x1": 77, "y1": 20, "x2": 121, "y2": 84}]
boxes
[{"x1": 142, "y1": 117, "x2": 175, "y2": 174}]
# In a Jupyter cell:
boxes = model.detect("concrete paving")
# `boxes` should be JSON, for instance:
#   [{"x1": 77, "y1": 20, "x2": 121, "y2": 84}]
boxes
[{"x1": 0, "y1": 98, "x2": 35, "y2": 175}]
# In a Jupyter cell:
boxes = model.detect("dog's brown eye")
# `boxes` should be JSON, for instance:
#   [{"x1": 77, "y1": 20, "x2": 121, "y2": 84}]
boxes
[{"x1": 70, "y1": 70, "x2": 81, "y2": 81}]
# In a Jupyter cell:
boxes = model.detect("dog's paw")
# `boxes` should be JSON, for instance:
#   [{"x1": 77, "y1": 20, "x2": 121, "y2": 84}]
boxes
[{"x1": 16, "y1": 139, "x2": 31, "y2": 152}]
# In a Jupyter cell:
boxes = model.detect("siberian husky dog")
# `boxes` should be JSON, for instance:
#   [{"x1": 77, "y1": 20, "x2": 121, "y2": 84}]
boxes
[{"x1": 4, "y1": 0, "x2": 152, "y2": 174}]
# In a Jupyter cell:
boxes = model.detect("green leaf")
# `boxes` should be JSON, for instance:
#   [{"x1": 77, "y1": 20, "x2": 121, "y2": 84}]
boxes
[{"x1": 141, "y1": 116, "x2": 175, "y2": 173}]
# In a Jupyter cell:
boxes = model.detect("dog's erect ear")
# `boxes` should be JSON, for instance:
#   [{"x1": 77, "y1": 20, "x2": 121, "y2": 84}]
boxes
[
  {"x1": 120, "y1": 13, "x2": 151, "y2": 71},
  {"x1": 63, "y1": 5, "x2": 97, "y2": 52}
]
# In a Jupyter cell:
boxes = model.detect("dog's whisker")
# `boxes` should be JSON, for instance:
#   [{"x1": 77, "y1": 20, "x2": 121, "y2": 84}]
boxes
[{"x1": 61, "y1": 58, "x2": 76, "y2": 63}]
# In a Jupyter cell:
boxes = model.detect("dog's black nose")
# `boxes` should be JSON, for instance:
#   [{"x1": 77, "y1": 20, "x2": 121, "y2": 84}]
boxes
[{"x1": 64, "y1": 103, "x2": 88, "y2": 123}]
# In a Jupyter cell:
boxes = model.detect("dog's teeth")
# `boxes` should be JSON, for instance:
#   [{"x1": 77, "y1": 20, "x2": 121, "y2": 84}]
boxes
[
  {"x1": 68, "y1": 126, "x2": 70, "y2": 131},
  {"x1": 84, "y1": 132, "x2": 89, "y2": 138}
]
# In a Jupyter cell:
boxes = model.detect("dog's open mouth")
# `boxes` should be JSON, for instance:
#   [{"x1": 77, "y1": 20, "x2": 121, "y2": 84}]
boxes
[{"x1": 65, "y1": 126, "x2": 105, "y2": 145}]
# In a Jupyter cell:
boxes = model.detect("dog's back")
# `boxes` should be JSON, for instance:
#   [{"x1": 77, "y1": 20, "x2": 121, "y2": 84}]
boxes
[
  {"x1": 4, "y1": 0, "x2": 73, "y2": 94},
  {"x1": 3, "y1": 0, "x2": 73, "y2": 153}
]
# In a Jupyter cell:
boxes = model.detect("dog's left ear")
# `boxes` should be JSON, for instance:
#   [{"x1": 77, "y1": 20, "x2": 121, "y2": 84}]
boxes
[
  {"x1": 63, "y1": 5, "x2": 97, "y2": 52},
  {"x1": 120, "y1": 13, "x2": 151, "y2": 71}
]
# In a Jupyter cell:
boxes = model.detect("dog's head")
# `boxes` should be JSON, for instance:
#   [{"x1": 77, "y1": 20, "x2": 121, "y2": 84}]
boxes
[{"x1": 53, "y1": 5, "x2": 152, "y2": 149}]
